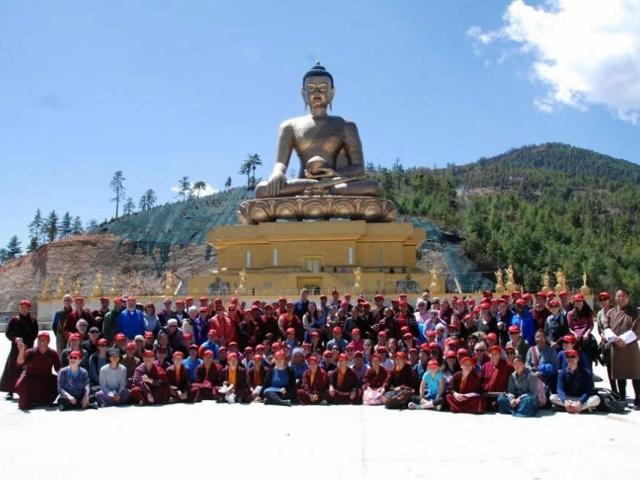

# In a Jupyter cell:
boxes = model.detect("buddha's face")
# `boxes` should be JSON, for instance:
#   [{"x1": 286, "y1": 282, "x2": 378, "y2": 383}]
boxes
[{"x1": 302, "y1": 75, "x2": 334, "y2": 109}]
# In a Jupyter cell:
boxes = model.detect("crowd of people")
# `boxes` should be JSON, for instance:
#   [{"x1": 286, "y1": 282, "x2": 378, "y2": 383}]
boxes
[{"x1": 1, "y1": 287, "x2": 639, "y2": 415}]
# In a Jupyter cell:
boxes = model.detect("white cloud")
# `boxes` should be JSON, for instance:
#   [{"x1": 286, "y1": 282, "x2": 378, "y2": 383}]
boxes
[
  {"x1": 170, "y1": 182, "x2": 219, "y2": 198},
  {"x1": 468, "y1": 0, "x2": 640, "y2": 124}
]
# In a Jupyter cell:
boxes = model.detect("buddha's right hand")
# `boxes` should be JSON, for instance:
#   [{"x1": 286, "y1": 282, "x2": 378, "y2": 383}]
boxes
[{"x1": 267, "y1": 171, "x2": 286, "y2": 197}]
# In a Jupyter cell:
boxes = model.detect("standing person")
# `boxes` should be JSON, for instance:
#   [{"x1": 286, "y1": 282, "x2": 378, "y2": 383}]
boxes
[
  {"x1": 102, "y1": 297, "x2": 124, "y2": 344},
  {"x1": 605, "y1": 288, "x2": 640, "y2": 408},
  {"x1": 117, "y1": 297, "x2": 146, "y2": 341},
  {"x1": 57, "y1": 350, "x2": 98, "y2": 411},
  {"x1": 1, "y1": 300, "x2": 39, "y2": 399},
  {"x1": 14, "y1": 332, "x2": 61, "y2": 410},
  {"x1": 567, "y1": 294, "x2": 596, "y2": 369},
  {"x1": 95, "y1": 348, "x2": 131, "y2": 407},
  {"x1": 596, "y1": 292, "x2": 616, "y2": 392},
  {"x1": 545, "y1": 300, "x2": 569, "y2": 350},
  {"x1": 62, "y1": 297, "x2": 96, "y2": 338},
  {"x1": 52, "y1": 294, "x2": 73, "y2": 354}
]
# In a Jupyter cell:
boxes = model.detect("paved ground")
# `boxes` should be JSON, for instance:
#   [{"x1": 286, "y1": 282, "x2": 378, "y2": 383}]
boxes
[{"x1": 1, "y1": 333, "x2": 640, "y2": 480}]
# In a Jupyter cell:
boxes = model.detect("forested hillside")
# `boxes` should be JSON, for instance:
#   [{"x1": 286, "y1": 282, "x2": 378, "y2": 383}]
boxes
[{"x1": 370, "y1": 143, "x2": 640, "y2": 295}]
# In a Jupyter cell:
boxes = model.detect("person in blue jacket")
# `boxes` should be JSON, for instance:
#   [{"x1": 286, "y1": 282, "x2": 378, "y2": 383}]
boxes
[
  {"x1": 510, "y1": 300, "x2": 535, "y2": 346},
  {"x1": 116, "y1": 297, "x2": 146, "y2": 341},
  {"x1": 557, "y1": 334, "x2": 591, "y2": 374},
  {"x1": 550, "y1": 349, "x2": 600, "y2": 413}
]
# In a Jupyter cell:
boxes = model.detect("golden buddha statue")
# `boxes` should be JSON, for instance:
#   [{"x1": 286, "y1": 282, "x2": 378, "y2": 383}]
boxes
[
  {"x1": 255, "y1": 62, "x2": 381, "y2": 198},
  {"x1": 240, "y1": 63, "x2": 395, "y2": 224}
]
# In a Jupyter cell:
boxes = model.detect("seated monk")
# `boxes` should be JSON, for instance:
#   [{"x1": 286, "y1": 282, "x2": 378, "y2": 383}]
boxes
[
  {"x1": 14, "y1": 332, "x2": 61, "y2": 410},
  {"x1": 166, "y1": 352, "x2": 200, "y2": 403},
  {"x1": 247, "y1": 354, "x2": 269, "y2": 401},
  {"x1": 131, "y1": 350, "x2": 170, "y2": 405},
  {"x1": 362, "y1": 353, "x2": 388, "y2": 405},
  {"x1": 219, "y1": 352, "x2": 251, "y2": 403},
  {"x1": 383, "y1": 352, "x2": 418, "y2": 407},
  {"x1": 327, "y1": 354, "x2": 361, "y2": 405},
  {"x1": 481, "y1": 345, "x2": 514, "y2": 408},
  {"x1": 255, "y1": 62, "x2": 381, "y2": 199},
  {"x1": 192, "y1": 350, "x2": 221, "y2": 401},
  {"x1": 297, "y1": 355, "x2": 329, "y2": 405},
  {"x1": 121, "y1": 342, "x2": 140, "y2": 387},
  {"x1": 446, "y1": 357, "x2": 487, "y2": 414}
]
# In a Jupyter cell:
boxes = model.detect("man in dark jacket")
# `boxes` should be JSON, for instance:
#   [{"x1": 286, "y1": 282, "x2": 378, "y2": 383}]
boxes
[{"x1": 550, "y1": 349, "x2": 600, "y2": 413}]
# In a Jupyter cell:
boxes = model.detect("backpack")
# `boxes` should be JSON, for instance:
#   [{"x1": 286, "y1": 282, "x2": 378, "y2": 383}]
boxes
[
  {"x1": 382, "y1": 386, "x2": 414, "y2": 410},
  {"x1": 596, "y1": 388, "x2": 627, "y2": 413}
]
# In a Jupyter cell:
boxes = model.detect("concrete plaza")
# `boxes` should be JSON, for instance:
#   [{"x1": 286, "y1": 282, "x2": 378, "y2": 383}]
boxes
[{"x1": 1, "y1": 333, "x2": 639, "y2": 480}]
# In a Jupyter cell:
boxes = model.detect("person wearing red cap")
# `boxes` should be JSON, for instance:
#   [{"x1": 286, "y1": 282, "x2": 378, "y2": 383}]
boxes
[
  {"x1": 384, "y1": 352, "x2": 417, "y2": 398},
  {"x1": 278, "y1": 302, "x2": 304, "y2": 344},
  {"x1": 558, "y1": 291, "x2": 572, "y2": 313},
  {"x1": 247, "y1": 354, "x2": 269, "y2": 401},
  {"x1": 497, "y1": 355, "x2": 540, "y2": 417},
  {"x1": 531, "y1": 292, "x2": 551, "y2": 332},
  {"x1": 545, "y1": 300, "x2": 569, "y2": 350},
  {"x1": 238, "y1": 310, "x2": 258, "y2": 351},
  {"x1": 481, "y1": 346, "x2": 514, "y2": 406},
  {"x1": 297, "y1": 355, "x2": 329, "y2": 405},
  {"x1": 604, "y1": 288, "x2": 640, "y2": 407},
  {"x1": 256, "y1": 304, "x2": 281, "y2": 345},
  {"x1": 131, "y1": 351, "x2": 170, "y2": 405},
  {"x1": 376, "y1": 308, "x2": 401, "y2": 341},
  {"x1": 121, "y1": 342, "x2": 140, "y2": 386},
  {"x1": 326, "y1": 326, "x2": 348, "y2": 353},
  {"x1": 210, "y1": 304, "x2": 237, "y2": 347},
  {"x1": 446, "y1": 357, "x2": 486, "y2": 414},
  {"x1": 476, "y1": 303, "x2": 498, "y2": 338},
  {"x1": 220, "y1": 353, "x2": 251, "y2": 403},
  {"x1": 102, "y1": 297, "x2": 125, "y2": 345},
  {"x1": 258, "y1": 352, "x2": 296, "y2": 407},
  {"x1": 328, "y1": 354, "x2": 361, "y2": 404},
  {"x1": 61, "y1": 333, "x2": 88, "y2": 370},
  {"x1": 166, "y1": 352, "x2": 200, "y2": 403},
  {"x1": 56, "y1": 349, "x2": 98, "y2": 411},
  {"x1": 567, "y1": 294, "x2": 596, "y2": 371},
  {"x1": 526, "y1": 330, "x2": 559, "y2": 394},
  {"x1": 53, "y1": 294, "x2": 74, "y2": 354},
  {"x1": 192, "y1": 350, "x2": 221, "y2": 401},
  {"x1": 507, "y1": 325, "x2": 530, "y2": 359},
  {"x1": 62, "y1": 297, "x2": 97, "y2": 339},
  {"x1": 13, "y1": 332, "x2": 61, "y2": 410},
  {"x1": 408, "y1": 359, "x2": 445, "y2": 411},
  {"x1": 88, "y1": 338, "x2": 111, "y2": 389},
  {"x1": 550, "y1": 349, "x2": 600, "y2": 413},
  {"x1": 361, "y1": 354, "x2": 388, "y2": 405},
  {"x1": 174, "y1": 299, "x2": 187, "y2": 324},
  {"x1": 1, "y1": 299, "x2": 39, "y2": 399}
]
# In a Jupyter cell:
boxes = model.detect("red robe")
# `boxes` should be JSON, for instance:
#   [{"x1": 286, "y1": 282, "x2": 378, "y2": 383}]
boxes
[
  {"x1": 62, "y1": 309, "x2": 96, "y2": 338},
  {"x1": 1, "y1": 314, "x2": 39, "y2": 394},
  {"x1": 446, "y1": 370, "x2": 486, "y2": 414},
  {"x1": 481, "y1": 359, "x2": 514, "y2": 393},
  {"x1": 192, "y1": 362, "x2": 221, "y2": 400},
  {"x1": 328, "y1": 367, "x2": 362, "y2": 405},
  {"x1": 15, "y1": 347, "x2": 61, "y2": 410},
  {"x1": 246, "y1": 364, "x2": 269, "y2": 390},
  {"x1": 166, "y1": 365, "x2": 200, "y2": 403},
  {"x1": 384, "y1": 364, "x2": 417, "y2": 392},
  {"x1": 363, "y1": 367, "x2": 388, "y2": 390},
  {"x1": 220, "y1": 366, "x2": 250, "y2": 402},
  {"x1": 131, "y1": 363, "x2": 170, "y2": 405},
  {"x1": 280, "y1": 313, "x2": 304, "y2": 342},
  {"x1": 210, "y1": 315, "x2": 238, "y2": 346},
  {"x1": 297, "y1": 368, "x2": 329, "y2": 405}
]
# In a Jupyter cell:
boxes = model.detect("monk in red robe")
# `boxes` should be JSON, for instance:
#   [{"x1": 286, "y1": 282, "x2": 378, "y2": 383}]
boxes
[
  {"x1": 278, "y1": 302, "x2": 304, "y2": 342},
  {"x1": 220, "y1": 352, "x2": 251, "y2": 403},
  {"x1": 447, "y1": 357, "x2": 487, "y2": 414},
  {"x1": 247, "y1": 354, "x2": 269, "y2": 401},
  {"x1": 192, "y1": 350, "x2": 221, "y2": 401},
  {"x1": 166, "y1": 351, "x2": 200, "y2": 403},
  {"x1": 131, "y1": 350, "x2": 170, "y2": 405},
  {"x1": 328, "y1": 354, "x2": 361, "y2": 404},
  {"x1": 384, "y1": 352, "x2": 417, "y2": 392},
  {"x1": 297, "y1": 356, "x2": 329, "y2": 405},
  {"x1": 210, "y1": 307, "x2": 237, "y2": 347},
  {"x1": 1, "y1": 300, "x2": 39, "y2": 399},
  {"x1": 62, "y1": 297, "x2": 96, "y2": 338},
  {"x1": 481, "y1": 345, "x2": 514, "y2": 395},
  {"x1": 14, "y1": 332, "x2": 61, "y2": 410}
]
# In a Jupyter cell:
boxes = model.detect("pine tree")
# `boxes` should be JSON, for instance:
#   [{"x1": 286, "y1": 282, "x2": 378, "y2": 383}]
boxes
[
  {"x1": 86, "y1": 219, "x2": 98, "y2": 229},
  {"x1": 5, "y1": 236, "x2": 22, "y2": 260},
  {"x1": 123, "y1": 197, "x2": 136, "y2": 215},
  {"x1": 44, "y1": 211, "x2": 59, "y2": 243},
  {"x1": 71, "y1": 216, "x2": 84, "y2": 235},
  {"x1": 177, "y1": 176, "x2": 191, "y2": 201},
  {"x1": 225, "y1": 176, "x2": 232, "y2": 189},
  {"x1": 239, "y1": 153, "x2": 262, "y2": 188},
  {"x1": 110, "y1": 170, "x2": 126, "y2": 218},
  {"x1": 58, "y1": 212, "x2": 72, "y2": 239},
  {"x1": 0, "y1": 248, "x2": 7, "y2": 265},
  {"x1": 28, "y1": 208, "x2": 44, "y2": 247},
  {"x1": 138, "y1": 189, "x2": 157, "y2": 211},
  {"x1": 26, "y1": 237, "x2": 38, "y2": 253}
]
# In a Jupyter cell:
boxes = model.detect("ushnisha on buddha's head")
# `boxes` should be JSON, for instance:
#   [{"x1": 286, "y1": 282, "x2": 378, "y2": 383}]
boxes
[{"x1": 301, "y1": 62, "x2": 335, "y2": 112}]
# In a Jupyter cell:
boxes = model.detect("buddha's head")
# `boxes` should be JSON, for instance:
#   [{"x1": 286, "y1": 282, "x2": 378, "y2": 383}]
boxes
[{"x1": 302, "y1": 61, "x2": 335, "y2": 111}]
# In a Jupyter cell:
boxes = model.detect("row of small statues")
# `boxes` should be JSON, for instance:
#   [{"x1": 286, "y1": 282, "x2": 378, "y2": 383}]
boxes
[
  {"x1": 495, "y1": 266, "x2": 591, "y2": 295},
  {"x1": 40, "y1": 271, "x2": 178, "y2": 301}
]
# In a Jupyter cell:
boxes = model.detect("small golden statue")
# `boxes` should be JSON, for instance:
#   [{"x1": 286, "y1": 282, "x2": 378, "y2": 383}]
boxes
[
  {"x1": 236, "y1": 268, "x2": 247, "y2": 294},
  {"x1": 554, "y1": 268, "x2": 567, "y2": 293},
  {"x1": 353, "y1": 267, "x2": 362, "y2": 287},
  {"x1": 55, "y1": 275, "x2": 65, "y2": 299},
  {"x1": 429, "y1": 268, "x2": 440, "y2": 294},
  {"x1": 495, "y1": 269, "x2": 505, "y2": 294},
  {"x1": 580, "y1": 271, "x2": 591, "y2": 296},
  {"x1": 165, "y1": 270, "x2": 175, "y2": 296},
  {"x1": 542, "y1": 272, "x2": 552, "y2": 292},
  {"x1": 74, "y1": 278, "x2": 82, "y2": 297},
  {"x1": 109, "y1": 275, "x2": 118, "y2": 297},
  {"x1": 40, "y1": 278, "x2": 52, "y2": 301},
  {"x1": 92, "y1": 271, "x2": 104, "y2": 298},
  {"x1": 505, "y1": 265, "x2": 517, "y2": 293}
]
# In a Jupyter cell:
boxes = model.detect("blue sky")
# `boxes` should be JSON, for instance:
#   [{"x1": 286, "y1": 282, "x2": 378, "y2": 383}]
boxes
[{"x1": 1, "y1": 0, "x2": 639, "y2": 249}]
